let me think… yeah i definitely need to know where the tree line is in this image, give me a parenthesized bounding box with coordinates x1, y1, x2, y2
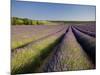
(11, 17, 51, 25)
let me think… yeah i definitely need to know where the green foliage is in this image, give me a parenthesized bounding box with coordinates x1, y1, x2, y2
(32, 20, 37, 25)
(11, 17, 24, 25)
(11, 17, 52, 25)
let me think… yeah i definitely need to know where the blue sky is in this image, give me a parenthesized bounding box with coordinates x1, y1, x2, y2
(11, 0, 96, 21)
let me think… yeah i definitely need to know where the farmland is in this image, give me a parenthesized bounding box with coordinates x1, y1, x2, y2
(11, 21, 96, 74)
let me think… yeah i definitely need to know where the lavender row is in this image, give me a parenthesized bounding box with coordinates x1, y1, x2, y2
(73, 26, 96, 37)
(12, 25, 62, 36)
(41, 27, 94, 72)
(72, 26, 96, 65)
(12, 25, 64, 39)
(75, 23, 96, 33)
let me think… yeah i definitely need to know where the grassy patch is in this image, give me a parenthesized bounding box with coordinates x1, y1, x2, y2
(11, 34, 64, 74)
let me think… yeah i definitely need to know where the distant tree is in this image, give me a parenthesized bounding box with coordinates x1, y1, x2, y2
(23, 18, 29, 25)
(11, 17, 18, 25)
(28, 19, 32, 25)
(16, 19, 24, 25)
(23, 18, 33, 25)
(32, 20, 37, 25)
(11, 17, 24, 25)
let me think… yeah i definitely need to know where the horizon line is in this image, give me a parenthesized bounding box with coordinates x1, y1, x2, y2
(11, 16, 96, 22)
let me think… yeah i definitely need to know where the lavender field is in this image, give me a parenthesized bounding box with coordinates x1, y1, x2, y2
(11, 22, 96, 74)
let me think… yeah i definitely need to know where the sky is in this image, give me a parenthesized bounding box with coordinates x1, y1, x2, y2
(11, 0, 96, 21)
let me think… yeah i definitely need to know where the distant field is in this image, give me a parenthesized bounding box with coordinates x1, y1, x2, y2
(11, 22, 96, 74)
